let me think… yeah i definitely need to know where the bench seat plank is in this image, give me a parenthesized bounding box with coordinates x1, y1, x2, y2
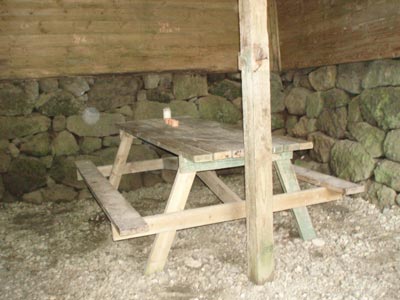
(76, 160, 148, 236)
(293, 165, 365, 195)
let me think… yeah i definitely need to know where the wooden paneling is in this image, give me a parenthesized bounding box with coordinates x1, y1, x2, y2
(0, 0, 240, 79)
(277, 0, 400, 70)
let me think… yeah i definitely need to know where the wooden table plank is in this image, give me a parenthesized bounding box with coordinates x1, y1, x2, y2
(118, 118, 313, 162)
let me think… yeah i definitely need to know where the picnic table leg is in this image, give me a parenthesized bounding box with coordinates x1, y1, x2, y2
(109, 130, 134, 189)
(274, 158, 316, 240)
(145, 169, 196, 274)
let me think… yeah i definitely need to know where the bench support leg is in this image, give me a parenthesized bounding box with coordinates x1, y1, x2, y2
(274, 158, 316, 240)
(109, 131, 134, 189)
(145, 169, 196, 274)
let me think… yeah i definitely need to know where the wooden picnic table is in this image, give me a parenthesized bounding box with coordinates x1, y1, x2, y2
(76, 117, 364, 274)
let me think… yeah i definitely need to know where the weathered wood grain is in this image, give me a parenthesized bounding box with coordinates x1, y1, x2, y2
(278, 0, 400, 70)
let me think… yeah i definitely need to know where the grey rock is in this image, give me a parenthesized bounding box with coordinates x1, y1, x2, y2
(270, 74, 285, 113)
(173, 74, 208, 100)
(143, 74, 161, 89)
(362, 59, 400, 88)
(42, 184, 78, 202)
(0, 151, 11, 173)
(347, 96, 363, 125)
(359, 87, 400, 130)
(396, 194, 400, 206)
(383, 129, 400, 162)
(292, 116, 317, 138)
(271, 113, 285, 130)
(0, 80, 39, 116)
(306, 92, 324, 118)
(80, 137, 102, 154)
(284, 87, 312, 115)
(308, 132, 336, 163)
(0, 115, 51, 139)
(50, 156, 85, 189)
(132, 100, 199, 120)
(309, 66, 337, 91)
(39, 78, 59, 93)
(348, 122, 385, 158)
(198, 95, 242, 124)
(367, 182, 396, 209)
(40, 156, 53, 169)
(22, 190, 44, 204)
(3, 157, 47, 196)
(88, 76, 140, 111)
(320, 88, 350, 109)
(146, 88, 174, 103)
(20, 132, 51, 157)
(59, 77, 90, 97)
(114, 105, 133, 117)
(317, 107, 347, 139)
(67, 113, 125, 137)
(293, 72, 313, 90)
(209, 79, 241, 101)
(374, 160, 400, 191)
(103, 136, 120, 147)
(137, 90, 147, 102)
(330, 140, 375, 182)
(52, 131, 79, 156)
(8, 143, 19, 158)
(159, 73, 173, 89)
(36, 90, 84, 116)
(52, 115, 66, 132)
(286, 115, 298, 136)
(337, 62, 368, 94)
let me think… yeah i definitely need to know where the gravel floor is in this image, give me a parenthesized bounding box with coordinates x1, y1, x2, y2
(0, 174, 399, 300)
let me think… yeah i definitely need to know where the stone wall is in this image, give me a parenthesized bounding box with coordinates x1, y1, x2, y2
(1, 58, 399, 209)
(0, 73, 242, 204)
(279, 59, 400, 210)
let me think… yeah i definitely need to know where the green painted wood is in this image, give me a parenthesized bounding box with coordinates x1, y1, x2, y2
(274, 157, 316, 240)
(179, 156, 245, 173)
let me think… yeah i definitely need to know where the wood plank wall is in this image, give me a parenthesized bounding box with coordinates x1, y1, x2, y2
(277, 0, 400, 70)
(0, 0, 241, 79)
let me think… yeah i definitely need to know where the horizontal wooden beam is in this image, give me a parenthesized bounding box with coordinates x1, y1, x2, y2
(112, 187, 342, 241)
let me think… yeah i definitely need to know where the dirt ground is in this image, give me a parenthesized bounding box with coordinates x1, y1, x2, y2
(1, 174, 399, 300)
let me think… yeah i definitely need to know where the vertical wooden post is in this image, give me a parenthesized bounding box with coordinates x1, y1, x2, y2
(238, 0, 274, 284)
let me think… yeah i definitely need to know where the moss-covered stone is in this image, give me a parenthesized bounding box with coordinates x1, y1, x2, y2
(347, 96, 363, 125)
(367, 182, 396, 209)
(59, 77, 90, 97)
(36, 90, 84, 116)
(337, 62, 368, 94)
(66, 113, 125, 137)
(0, 115, 51, 139)
(80, 137, 102, 154)
(103, 136, 120, 147)
(146, 88, 174, 103)
(143, 73, 160, 89)
(308, 132, 336, 163)
(306, 92, 324, 118)
(39, 78, 58, 93)
(0, 80, 39, 116)
(271, 113, 285, 130)
(42, 184, 78, 202)
(286, 115, 298, 136)
(88, 76, 140, 111)
(173, 74, 208, 100)
(270, 74, 285, 113)
(292, 116, 317, 138)
(320, 88, 350, 109)
(209, 79, 242, 100)
(20, 133, 51, 157)
(348, 122, 385, 158)
(50, 156, 85, 189)
(359, 87, 400, 130)
(317, 107, 347, 139)
(362, 59, 400, 89)
(374, 160, 400, 192)
(383, 129, 400, 162)
(52, 115, 66, 132)
(284, 87, 312, 115)
(52, 131, 79, 156)
(330, 140, 375, 182)
(132, 100, 199, 120)
(198, 95, 242, 124)
(309, 66, 337, 91)
(3, 157, 47, 196)
(0, 151, 11, 173)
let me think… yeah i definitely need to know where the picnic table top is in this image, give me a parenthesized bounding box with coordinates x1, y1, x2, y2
(118, 117, 313, 163)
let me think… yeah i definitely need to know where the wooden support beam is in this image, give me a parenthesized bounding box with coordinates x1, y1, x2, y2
(112, 187, 343, 241)
(238, 0, 274, 284)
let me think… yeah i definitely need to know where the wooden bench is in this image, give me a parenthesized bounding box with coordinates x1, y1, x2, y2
(76, 117, 364, 274)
